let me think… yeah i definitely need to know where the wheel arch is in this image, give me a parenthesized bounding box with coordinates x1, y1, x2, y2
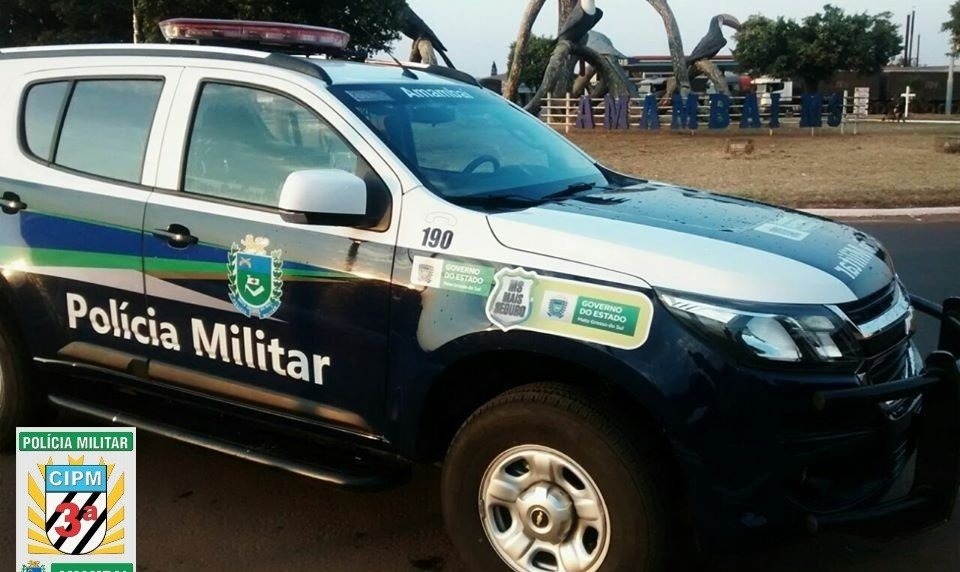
(0, 273, 32, 355)
(412, 333, 683, 487)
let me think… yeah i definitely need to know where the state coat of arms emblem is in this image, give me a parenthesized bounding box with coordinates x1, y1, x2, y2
(228, 235, 284, 319)
(547, 297, 569, 319)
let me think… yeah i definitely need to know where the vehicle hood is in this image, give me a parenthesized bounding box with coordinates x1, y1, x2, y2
(486, 182, 893, 304)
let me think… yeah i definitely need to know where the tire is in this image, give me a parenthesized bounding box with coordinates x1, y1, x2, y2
(442, 383, 671, 572)
(0, 316, 42, 451)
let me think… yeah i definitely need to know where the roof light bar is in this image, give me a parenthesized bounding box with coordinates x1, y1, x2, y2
(159, 18, 351, 52)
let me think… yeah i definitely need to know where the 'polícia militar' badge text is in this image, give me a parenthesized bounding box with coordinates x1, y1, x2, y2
(63, 292, 332, 386)
(16, 428, 136, 571)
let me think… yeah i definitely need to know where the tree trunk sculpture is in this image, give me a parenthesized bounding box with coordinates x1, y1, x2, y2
(661, 59, 730, 105)
(515, 0, 731, 117)
(524, 0, 696, 113)
(504, 0, 548, 102)
(524, 40, 637, 115)
(409, 39, 438, 65)
(558, 0, 578, 28)
(646, 0, 690, 97)
(572, 65, 598, 96)
(553, 0, 580, 98)
(524, 40, 576, 115)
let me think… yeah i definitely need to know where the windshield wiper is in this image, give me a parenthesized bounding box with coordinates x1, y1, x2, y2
(537, 182, 599, 202)
(448, 183, 603, 210)
(447, 195, 541, 208)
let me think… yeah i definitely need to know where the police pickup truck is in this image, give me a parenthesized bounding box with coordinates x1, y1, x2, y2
(0, 19, 957, 572)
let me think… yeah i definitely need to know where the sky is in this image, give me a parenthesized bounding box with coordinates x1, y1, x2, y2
(396, 0, 957, 78)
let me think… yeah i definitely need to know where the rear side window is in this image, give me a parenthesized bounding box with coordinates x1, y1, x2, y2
(21, 79, 163, 184)
(23, 81, 69, 160)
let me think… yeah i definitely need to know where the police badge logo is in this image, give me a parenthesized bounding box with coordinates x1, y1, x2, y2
(21, 561, 45, 572)
(228, 235, 284, 319)
(26, 456, 127, 556)
(486, 268, 537, 330)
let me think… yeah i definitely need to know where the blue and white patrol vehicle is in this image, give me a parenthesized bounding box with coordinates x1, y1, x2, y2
(0, 19, 957, 572)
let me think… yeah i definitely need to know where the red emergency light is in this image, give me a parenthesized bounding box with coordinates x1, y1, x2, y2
(158, 18, 351, 53)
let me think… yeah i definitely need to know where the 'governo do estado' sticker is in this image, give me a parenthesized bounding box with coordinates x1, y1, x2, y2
(485, 268, 654, 350)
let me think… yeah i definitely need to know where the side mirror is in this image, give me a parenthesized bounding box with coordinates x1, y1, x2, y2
(278, 169, 372, 227)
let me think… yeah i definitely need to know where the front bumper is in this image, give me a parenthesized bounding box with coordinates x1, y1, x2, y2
(805, 296, 960, 534)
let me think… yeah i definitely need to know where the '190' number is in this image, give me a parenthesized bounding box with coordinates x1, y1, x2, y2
(422, 227, 454, 250)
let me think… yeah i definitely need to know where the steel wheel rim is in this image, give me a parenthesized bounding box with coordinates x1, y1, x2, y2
(479, 444, 611, 572)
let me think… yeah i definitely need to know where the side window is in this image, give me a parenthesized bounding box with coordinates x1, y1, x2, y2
(184, 83, 366, 208)
(22, 81, 69, 161)
(21, 79, 163, 184)
(56, 80, 163, 183)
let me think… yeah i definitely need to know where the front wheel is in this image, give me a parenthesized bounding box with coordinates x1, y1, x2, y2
(0, 316, 43, 451)
(441, 384, 671, 572)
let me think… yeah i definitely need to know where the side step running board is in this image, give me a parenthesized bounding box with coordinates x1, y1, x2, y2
(49, 395, 409, 490)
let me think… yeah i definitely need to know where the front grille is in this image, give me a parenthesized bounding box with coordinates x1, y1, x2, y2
(837, 283, 897, 325)
(836, 282, 914, 391)
(862, 342, 910, 386)
(860, 320, 910, 356)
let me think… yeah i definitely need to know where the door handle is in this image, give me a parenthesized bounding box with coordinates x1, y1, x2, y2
(1, 192, 27, 215)
(153, 224, 199, 249)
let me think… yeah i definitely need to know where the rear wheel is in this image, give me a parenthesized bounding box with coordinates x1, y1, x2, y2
(0, 317, 42, 451)
(442, 383, 670, 572)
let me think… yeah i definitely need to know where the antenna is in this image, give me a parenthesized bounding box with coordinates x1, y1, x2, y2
(387, 52, 419, 80)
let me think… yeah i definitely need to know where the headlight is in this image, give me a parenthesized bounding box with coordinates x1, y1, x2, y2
(659, 292, 860, 365)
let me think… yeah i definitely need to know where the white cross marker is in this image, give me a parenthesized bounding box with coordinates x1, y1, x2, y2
(901, 86, 917, 119)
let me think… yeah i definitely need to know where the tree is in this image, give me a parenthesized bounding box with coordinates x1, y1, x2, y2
(2, 0, 404, 56)
(734, 4, 902, 92)
(945, 1, 960, 55)
(38, 0, 132, 44)
(1, 1, 110, 46)
(507, 35, 554, 91)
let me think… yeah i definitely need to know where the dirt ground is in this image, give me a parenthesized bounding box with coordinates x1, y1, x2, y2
(566, 123, 960, 208)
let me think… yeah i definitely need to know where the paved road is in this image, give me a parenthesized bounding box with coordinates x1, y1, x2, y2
(2, 220, 959, 571)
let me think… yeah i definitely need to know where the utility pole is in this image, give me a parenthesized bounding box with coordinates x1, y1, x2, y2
(906, 10, 916, 66)
(903, 15, 911, 65)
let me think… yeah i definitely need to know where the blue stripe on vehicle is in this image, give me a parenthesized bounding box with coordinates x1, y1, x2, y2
(20, 212, 141, 256)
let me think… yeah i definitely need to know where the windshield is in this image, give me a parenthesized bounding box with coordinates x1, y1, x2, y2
(329, 83, 607, 202)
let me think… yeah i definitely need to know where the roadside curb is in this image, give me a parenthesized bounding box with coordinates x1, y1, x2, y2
(802, 206, 960, 219)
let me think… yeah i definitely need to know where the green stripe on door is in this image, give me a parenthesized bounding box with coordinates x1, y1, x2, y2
(0, 246, 140, 270)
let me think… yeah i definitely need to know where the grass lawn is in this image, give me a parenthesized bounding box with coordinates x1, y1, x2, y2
(565, 122, 960, 208)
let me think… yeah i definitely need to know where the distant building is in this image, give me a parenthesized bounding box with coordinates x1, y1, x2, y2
(620, 55, 741, 94)
(620, 54, 739, 77)
(828, 66, 958, 115)
(479, 72, 534, 105)
(620, 54, 958, 114)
